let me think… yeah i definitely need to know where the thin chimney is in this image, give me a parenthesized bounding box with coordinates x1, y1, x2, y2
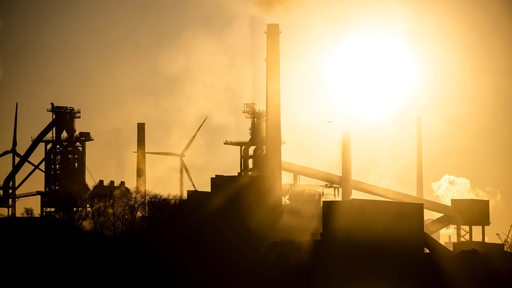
(136, 122, 146, 192)
(342, 131, 352, 200)
(265, 23, 282, 200)
(417, 116, 423, 198)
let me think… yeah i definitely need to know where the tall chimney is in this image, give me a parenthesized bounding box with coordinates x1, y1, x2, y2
(136, 122, 146, 192)
(417, 116, 423, 198)
(342, 131, 352, 200)
(265, 23, 282, 201)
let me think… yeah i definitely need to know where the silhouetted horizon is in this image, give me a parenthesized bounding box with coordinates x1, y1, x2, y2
(1, 1, 512, 286)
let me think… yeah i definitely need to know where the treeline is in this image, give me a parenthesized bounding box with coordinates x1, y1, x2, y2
(1, 182, 512, 288)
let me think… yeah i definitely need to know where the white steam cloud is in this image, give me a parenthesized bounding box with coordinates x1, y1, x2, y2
(431, 175, 504, 243)
(432, 174, 483, 204)
(431, 174, 501, 208)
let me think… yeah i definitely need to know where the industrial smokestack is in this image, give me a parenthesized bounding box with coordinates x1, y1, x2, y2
(265, 23, 282, 201)
(136, 122, 146, 192)
(342, 131, 352, 200)
(417, 116, 423, 198)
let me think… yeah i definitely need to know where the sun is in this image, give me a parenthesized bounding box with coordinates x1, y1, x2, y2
(320, 29, 422, 124)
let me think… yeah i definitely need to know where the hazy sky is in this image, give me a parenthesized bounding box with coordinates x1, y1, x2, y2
(1, 0, 511, 242)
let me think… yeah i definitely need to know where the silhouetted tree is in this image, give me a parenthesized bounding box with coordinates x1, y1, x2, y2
(146, 193, 182, 218)
(87, 180, 146, 236)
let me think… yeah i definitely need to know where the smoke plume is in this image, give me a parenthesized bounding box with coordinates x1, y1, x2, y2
(432, 174, 485, 204)
(431, 175, 505, 243)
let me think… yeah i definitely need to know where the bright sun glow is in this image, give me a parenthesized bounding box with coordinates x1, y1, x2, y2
(321, 29, 422, 123)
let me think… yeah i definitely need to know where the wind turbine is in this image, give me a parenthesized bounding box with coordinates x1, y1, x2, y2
(0, 102, 18, 159)
(146, 116, 208, 198)
(0, 103, 18, 212)
(0, 102, 44, 173)
(1, 103, 44, 213)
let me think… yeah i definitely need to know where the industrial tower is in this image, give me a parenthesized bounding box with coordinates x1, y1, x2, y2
(1, 103, 93, 218)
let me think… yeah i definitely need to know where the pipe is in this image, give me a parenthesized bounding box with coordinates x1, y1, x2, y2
(282, 160, 454, 215)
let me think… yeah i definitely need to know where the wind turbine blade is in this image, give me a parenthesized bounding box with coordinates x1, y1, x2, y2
(145, 151, 181, 157)
(181, 116, 208, 155)
(182, 160, 197, 191)
(12, 102, 18, 150)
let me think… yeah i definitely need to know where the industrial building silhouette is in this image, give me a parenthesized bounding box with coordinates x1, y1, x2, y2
(1, 23, 511, 287)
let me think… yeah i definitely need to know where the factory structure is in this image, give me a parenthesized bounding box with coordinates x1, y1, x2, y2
(0, 103, 93, 219)
(1, 23, 511, 286)
(136, 24, 510, 285)
(131, 23, 505, 254)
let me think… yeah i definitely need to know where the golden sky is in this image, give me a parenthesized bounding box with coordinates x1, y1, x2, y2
(1, 0, 511, 241)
